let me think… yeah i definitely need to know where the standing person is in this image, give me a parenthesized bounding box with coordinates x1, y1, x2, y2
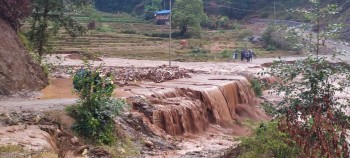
(249, 49, 254, 62)
(241, 49, 245, 61)
(246, 50, 250, 62)
(234, 50, 238, 60)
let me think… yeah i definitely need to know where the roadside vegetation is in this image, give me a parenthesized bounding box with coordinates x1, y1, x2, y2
(66, 61, 127, 145)
(232, 121, 300, 158)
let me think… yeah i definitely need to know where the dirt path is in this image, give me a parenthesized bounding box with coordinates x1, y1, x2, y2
(0, 99, 76, 112)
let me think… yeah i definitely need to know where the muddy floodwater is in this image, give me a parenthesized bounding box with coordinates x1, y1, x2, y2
(40, 78, 77, 99)
(39, 78, 138, 99)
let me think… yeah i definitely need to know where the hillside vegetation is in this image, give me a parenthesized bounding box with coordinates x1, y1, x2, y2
(93, 0, 350, 42)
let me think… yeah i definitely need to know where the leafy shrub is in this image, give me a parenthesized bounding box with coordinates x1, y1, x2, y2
(260, 102, 278, 117)
(265, 44, 276, 51)
(262, 25, 278, 50)
(203, 15, 233, 30)
(67, 64, 126, 145)
(250, 78, 263, 97)
(263, 1, 350, 157)
(236, 121, 300, 158)
(220, 50, 231, 58)
(18, 31, 32, 51)
(189, 46, 209, 57)
(232, 22, 242, 30)
(269, 55, 350, 157)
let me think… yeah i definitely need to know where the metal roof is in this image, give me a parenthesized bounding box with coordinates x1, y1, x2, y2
(155, 10, 171, 15)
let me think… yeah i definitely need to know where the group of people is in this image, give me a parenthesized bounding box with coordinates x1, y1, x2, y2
(232, 49, 255, 62)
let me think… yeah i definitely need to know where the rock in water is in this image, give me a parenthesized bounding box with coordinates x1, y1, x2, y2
(0, 18, 48, 95)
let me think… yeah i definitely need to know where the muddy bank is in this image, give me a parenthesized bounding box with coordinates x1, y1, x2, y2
(0, 111, 148, 158)
(0, 19, 48, 95)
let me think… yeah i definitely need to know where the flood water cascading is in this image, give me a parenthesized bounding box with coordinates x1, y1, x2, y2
(147, 78, 268, 136)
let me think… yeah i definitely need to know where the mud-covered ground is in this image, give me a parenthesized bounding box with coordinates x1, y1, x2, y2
(1, 53, 349, 158)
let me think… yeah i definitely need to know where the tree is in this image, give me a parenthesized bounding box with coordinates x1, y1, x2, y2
(0, 0, 31, 31)
(27, 0, 89, 62)
(264, 0, 350, 157)
(82, 4, 102, 30)
(144, 0, 162, 20)
(172, 0, 207, 36)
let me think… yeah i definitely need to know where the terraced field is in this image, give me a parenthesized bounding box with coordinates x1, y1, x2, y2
(49, 14, 280, 61)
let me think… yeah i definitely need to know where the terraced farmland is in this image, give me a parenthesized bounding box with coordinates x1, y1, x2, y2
(49, 14, 275, 61)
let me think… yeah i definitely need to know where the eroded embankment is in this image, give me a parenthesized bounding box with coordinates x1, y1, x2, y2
(126, 75, 269, 136)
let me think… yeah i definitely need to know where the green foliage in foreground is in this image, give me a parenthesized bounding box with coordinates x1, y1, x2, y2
(237, 121, 300, 158)
(67, 64, 126, 145)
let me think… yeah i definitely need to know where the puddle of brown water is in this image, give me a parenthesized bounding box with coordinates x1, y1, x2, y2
(40, 78, 77, 99)
(40, 78, 133, 99)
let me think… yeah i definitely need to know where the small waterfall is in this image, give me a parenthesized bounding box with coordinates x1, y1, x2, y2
(146, 78, 268, 136)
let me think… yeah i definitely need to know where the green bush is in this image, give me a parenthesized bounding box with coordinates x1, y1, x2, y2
(220, 50, 231, 58)
(262, 25, 278, 51)
(260, 102, 278, 117)
(250, 78, 263, 97)
(265, 44, 276, 51)
(189, 46, 209, 57)
(237, 121, 300, 158)
(232, 22, 242, 30)
(18, 32, 32, 51)
(67, 65, 126, 145)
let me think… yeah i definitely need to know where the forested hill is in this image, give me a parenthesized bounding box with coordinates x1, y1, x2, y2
(94, 0, 348, 20)
(95, 0, 307, 19)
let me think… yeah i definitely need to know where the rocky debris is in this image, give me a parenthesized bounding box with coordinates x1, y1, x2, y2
(0, 112, 49, 127)
(127, 96, 155, 119)
(89, 147, 111, 158)
(70, 136, 79, 145)
(180, 149, 227, 158)
(52, 65, 193, 86)
(0, 18, 48, 95)
(118, 112, 159, 137)
(144, 140, 154, 148)
(114, 65, 192, 84)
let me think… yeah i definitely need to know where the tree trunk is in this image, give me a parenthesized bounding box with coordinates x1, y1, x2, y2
(37, 1, 50, 62)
